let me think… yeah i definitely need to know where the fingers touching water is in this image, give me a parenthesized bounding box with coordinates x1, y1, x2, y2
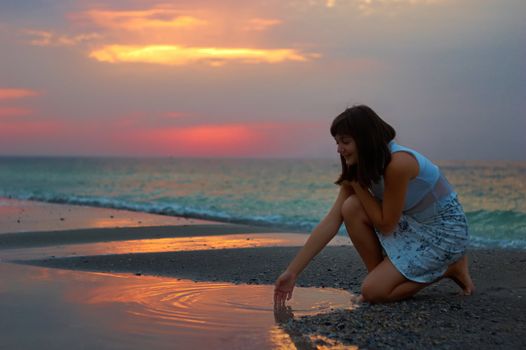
(273, 270, 296, 309)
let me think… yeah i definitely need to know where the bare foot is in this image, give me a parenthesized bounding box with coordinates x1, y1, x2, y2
(444, 255, 475, 295)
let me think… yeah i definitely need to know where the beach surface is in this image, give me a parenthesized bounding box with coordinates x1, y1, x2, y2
(1, 198, 525, 349)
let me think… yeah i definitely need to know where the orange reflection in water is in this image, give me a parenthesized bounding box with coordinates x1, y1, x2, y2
(96, 233, 349, 255)
(3, 261, 358, 348)
(87, 233, 308, 255)
(78, 271, 356, 340)
(2, 233, 351, 261)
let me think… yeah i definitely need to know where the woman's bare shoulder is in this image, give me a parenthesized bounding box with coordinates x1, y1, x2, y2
(386, 152, 419, 179)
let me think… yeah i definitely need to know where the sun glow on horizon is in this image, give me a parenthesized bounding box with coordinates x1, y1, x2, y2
(138, 124, 262, 155)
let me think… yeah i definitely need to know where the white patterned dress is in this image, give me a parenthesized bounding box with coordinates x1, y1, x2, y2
(371, 142, 469, 283)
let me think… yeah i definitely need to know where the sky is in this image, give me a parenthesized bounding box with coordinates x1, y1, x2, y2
(0, 0, 524, 159)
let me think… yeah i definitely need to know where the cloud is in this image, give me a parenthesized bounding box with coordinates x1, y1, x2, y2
(0, 107, 32, 117)
(23, 29, 101, 47)
(356, 0, 444, 15)
(19, 4, 319, 66)
(89, 44, 312, 66)
(80, 7, 208, 31)
(79, 5, 315, 66)
(326, 0, 337, 8)
(0, 88, 39, 99)
(243, 18, 282, 31)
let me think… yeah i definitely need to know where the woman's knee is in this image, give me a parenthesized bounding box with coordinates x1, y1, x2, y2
(340, 195, 366, 220)
(360, 280, 388, 303)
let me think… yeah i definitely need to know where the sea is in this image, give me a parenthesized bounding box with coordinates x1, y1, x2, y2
(0, 157, 524, 249)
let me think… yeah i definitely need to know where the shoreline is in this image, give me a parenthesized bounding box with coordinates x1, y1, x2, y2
(0, 197, 221, 234)
(2, 198, 526, 348)
(0, 196, 307, 234)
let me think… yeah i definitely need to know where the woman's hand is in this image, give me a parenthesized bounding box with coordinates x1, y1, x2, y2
(274, 270, 297, 309)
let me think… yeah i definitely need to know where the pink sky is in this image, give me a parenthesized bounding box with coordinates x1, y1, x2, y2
(0, 1, 524, 159)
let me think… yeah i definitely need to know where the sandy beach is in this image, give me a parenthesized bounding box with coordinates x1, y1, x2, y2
(1, 198, 525, 349)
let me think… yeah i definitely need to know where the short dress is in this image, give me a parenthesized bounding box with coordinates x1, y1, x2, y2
(371, 143, 470, 283)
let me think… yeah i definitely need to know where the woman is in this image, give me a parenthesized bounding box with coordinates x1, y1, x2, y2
(274, 105, 474, 305)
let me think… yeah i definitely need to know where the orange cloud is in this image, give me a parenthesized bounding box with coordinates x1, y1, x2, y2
(81, 7, 207, 31)
(356, 0, 444, 15)
(0, 107, 32, 117)
(23, 29, 101, 47)
(89, 44, 310, 65)
(326, 0, 337, 8)
(22, 5, 318, 67)
(243, 18, 282, 31)
(0, 88, 39, 100)
(77, 5, 316, 66)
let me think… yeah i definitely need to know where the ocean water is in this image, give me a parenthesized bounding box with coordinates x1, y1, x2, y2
(0, 157, 524, 249)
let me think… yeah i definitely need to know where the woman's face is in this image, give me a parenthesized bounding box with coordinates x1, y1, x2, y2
(335, 134, 358, 165)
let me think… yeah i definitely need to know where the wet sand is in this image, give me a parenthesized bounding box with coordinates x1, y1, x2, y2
(1, 198, 526, 349)
(0, 197, 219, 234)
(15, 247, 526, 348)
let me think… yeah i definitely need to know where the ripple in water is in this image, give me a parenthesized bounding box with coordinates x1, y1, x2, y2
(85, 275, 355, 337)
(3, 264, 358, 349)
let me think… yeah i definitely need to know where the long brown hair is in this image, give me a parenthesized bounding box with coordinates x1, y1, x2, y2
(330, 105, 396, 187)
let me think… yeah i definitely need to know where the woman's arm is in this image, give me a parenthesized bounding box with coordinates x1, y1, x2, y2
(351, 152, 418, 235)
(284, 183, 353, 276)
(274, 184, 353, 307)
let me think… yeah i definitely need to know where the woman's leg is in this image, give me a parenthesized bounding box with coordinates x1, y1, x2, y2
(361, 256, 476, 303)
(341, 195, 383, 272)
(443, 255, 475, 295)
(361, 258, 429, 303)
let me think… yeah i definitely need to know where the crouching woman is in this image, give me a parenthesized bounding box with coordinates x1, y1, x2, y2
(274, 105, 474, 305)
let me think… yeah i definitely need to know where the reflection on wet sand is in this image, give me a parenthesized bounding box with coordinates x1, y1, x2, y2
(0, 263, 357, 349)
(2, 233, 350, 261)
